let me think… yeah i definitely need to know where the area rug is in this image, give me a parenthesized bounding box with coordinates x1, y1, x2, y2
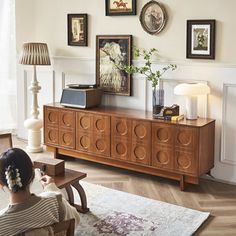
(75, 182, 209, 236)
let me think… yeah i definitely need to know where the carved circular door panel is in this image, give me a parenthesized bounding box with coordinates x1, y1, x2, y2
(156, 127, 171, 143)
(48, 111, 58, 124)
(95, 118, 105, 132)
(155, 150, 169, 164)
(176, 153, 191, 169)
(134, 124, 146, 139)
(80, 135, 90, 150)
(48, 130, 58, 143)
(95, 139, 106, 152)
(80, 116, 91, 130)
(177, 155, 191, 169)
(134, 146, 146, 160)
(116, 143, 127, 156)
(176, 130, 192, 147)
(116, 121, 128, 136)
(61, 113, 73, 127)
(61, 133, 72, 146)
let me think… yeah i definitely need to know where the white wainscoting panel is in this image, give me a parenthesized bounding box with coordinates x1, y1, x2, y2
(221, 83, 236, 165)
(16, 56, 236, 184)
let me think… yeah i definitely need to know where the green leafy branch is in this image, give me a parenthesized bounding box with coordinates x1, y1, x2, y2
(122, 47, 177, 88)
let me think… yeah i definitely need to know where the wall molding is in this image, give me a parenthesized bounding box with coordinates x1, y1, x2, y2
(52, 56, 236, 69)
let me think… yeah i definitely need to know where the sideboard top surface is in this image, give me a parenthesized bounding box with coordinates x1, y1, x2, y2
(45, 103, 215, 127)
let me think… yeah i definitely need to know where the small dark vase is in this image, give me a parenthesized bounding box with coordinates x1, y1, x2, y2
(152, 87, 164, 115)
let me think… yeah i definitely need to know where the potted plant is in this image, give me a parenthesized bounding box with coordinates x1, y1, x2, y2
(121, 47, 177, 115)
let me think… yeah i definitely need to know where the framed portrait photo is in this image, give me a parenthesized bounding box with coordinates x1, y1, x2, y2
(186, 19, 216, 59)
(105, 0, 136, 16)
(139, 1, 167, 35)
(68, 14, 88, 46)
(96, 35, 132, 96)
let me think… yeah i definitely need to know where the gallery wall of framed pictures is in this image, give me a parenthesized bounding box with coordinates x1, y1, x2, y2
(67, 1, 216, 96)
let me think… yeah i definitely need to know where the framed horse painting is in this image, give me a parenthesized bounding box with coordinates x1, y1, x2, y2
(105, 0, 136, 16)
(96, 35, 132, 96)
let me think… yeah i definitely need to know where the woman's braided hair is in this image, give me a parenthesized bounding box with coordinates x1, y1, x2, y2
(0, 148, 34, 193)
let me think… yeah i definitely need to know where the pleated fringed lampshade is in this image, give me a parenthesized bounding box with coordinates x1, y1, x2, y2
(19, 42, 51, 65)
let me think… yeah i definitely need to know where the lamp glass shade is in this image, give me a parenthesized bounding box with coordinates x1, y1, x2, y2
(19, 42, 51, 65)
(174, 83, 210, 96)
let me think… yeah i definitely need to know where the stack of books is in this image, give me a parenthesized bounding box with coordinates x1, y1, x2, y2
(153, 114, 185, 121)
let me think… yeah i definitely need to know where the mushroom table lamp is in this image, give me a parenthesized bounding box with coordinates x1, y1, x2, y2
(174, 83, 210, 120)
(19, 42, 51, 152)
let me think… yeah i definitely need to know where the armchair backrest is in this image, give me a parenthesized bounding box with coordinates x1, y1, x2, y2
(0, 133, 12, 155)
(24, 218, 75, 236)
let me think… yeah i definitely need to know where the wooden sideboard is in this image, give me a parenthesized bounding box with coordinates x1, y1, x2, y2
(44, 103, 215, 190)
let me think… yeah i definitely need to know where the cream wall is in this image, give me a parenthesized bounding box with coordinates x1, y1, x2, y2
(16, 0, 236, 64)
(15, 0, 236, 184)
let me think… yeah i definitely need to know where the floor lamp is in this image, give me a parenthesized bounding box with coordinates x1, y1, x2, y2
(19, 42, 51, 152)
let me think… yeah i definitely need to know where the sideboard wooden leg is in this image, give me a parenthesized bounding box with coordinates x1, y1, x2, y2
(53, 148, 60, 159)
(180, 175, 186, 191)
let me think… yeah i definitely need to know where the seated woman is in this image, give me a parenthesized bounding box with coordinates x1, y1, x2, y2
(0, 148, 80, 236)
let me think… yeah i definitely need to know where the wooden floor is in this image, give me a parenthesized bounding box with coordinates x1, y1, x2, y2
(14, 137, 236, 236)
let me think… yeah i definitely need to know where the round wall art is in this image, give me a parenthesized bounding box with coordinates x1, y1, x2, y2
(139, 1, 167, 35)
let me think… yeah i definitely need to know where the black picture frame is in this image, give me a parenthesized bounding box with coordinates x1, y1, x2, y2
(67, 14, 88, 46)
(105, 0, 136, 16)
(139, 0, 167, 35)
(186, 19, 216, 59)
(96, 35, 132, 96)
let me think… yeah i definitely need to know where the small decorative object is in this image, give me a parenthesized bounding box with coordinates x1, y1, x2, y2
(68, 14, 88, 46)
(34, 157, 65, 176)
(153, 104, 179, 118)
(186, 19, 216, 59)
(139, 0, 167, 35)
(105, 0, 136, 16)
(96, 35, 132, 96)
(174, 83, 210, 120)
(122, 47, 176, 114)
(19, 42, 51, 153)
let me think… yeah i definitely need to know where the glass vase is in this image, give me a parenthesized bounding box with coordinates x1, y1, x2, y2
(152, 86, 164, 116)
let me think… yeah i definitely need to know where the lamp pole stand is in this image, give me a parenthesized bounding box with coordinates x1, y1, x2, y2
(185, 96, 198, 120)
(24, 65, 43, 152)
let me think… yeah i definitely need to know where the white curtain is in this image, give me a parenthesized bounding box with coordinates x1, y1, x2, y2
(0, 0, 16, 131)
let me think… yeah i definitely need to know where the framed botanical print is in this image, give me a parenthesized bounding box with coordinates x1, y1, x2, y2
(68, 14, 88, 46)
(105, 0, 136, 16)
(186, 19, 216, 59)
(96, 35, 132, 96)
(139, 0, 167, 35)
